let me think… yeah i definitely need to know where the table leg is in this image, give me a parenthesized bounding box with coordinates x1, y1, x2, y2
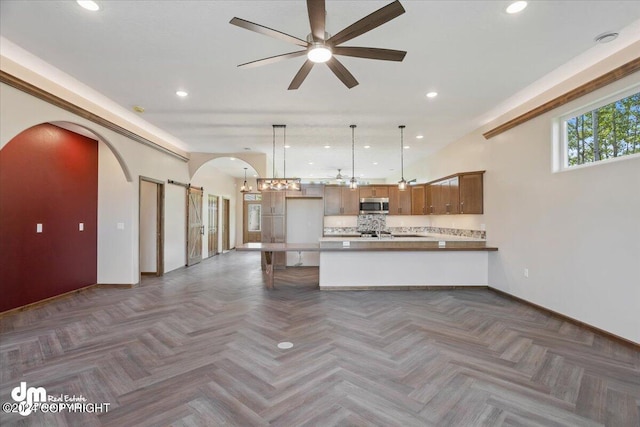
(264, 251, 274, 290)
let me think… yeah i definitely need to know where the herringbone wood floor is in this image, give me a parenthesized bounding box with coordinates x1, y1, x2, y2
(1, 251, 638, 426)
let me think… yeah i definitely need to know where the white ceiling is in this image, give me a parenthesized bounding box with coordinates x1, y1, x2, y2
(1, 1, 639, 179)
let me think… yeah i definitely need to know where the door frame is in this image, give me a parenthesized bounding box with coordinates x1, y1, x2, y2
(208, 194, 219, 257)
(138, 176, 164, 281)
(222, 198, 230, 251)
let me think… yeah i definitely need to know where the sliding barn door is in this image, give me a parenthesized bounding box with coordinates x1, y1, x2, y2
(187, 187, 203, 266)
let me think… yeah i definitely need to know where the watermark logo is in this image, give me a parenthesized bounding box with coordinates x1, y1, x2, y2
(3, 382, 110, 417)
(10, 382, 46, 416)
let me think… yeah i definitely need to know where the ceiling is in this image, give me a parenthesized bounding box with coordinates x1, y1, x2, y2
(1, 1, 639, 180)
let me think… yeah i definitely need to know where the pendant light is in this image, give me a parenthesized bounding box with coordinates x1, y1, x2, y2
(257, 125, 301, 191)
(349, 125, 358, 190)
(398, 125, 407, 191)
(240, 167, 252, 193)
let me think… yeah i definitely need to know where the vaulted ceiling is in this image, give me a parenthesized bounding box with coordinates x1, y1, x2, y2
(1, 1, 639, 180)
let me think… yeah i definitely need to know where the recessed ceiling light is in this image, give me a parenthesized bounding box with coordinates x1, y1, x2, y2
(132, 105, 145, 113)
(404, 146, 410, 149)
(506, 1, 527, 14)
(77, 1, 100, 11)
(176, 90, 188, 97)
(372, 162, 378, 165)
(324, 145, 331, 149)
(426, 91, 438, 98)
(253, 174, 258, 177)
(284, 145, 291, 148)
(416, 135, 424, 139)
(364, 145, 371, 149)
(594, 31, 619, 44)
(308, 162, 314, 165)
(229, 157, 236, 161)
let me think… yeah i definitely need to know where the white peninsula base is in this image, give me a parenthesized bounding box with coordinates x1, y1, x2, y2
(319, 250, 490, 290)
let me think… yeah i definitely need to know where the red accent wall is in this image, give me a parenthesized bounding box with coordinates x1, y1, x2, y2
(0, 124, 98, 312)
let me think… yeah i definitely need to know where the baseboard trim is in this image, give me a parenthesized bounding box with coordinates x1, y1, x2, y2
(0, 284, 98, 317)
(488, 287, 639, 349)
(96, 283, 137, 289)
(320, 285, 488, 291)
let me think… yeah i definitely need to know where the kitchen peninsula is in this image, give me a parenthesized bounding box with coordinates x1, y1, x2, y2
(237, 234, 497, 290)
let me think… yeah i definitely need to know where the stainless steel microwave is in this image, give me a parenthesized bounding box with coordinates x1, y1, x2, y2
(359, 198, 389, 214)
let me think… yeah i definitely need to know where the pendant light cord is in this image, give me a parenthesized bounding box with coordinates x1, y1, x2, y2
(272, 125, 276, 178)
(399, 125, 405, 180)
(283, 125, 286, 178)
(351, 125, 356, 180)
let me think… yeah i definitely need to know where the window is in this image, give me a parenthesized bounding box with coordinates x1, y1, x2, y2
(560, 88, 640, 170)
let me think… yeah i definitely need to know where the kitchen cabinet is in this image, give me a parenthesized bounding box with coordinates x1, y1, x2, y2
(427, 171, 484, 215)
(286, 183, 324, 198)
(324, 186, 359, 215)
(430, 177, 459, 214)
(388, 186, 412, 215)
(359, 186, 389, 198)
(261, 191, 285, 215)
(410, 185, 426, 215)
(459, 172, 483, 214)
(261, 191, 286, 267)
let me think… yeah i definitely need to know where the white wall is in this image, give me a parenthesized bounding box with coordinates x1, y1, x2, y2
(286, 198, 324, 266)
(400, 56, 640, 342)
(1, 83, 190, 284)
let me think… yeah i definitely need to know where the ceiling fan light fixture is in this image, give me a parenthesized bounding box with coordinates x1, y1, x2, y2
(307, 43, 332, 63)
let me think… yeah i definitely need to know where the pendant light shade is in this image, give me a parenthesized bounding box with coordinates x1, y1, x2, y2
(398, 125, 407, 191)
(349, 125, 358, 190)
(240, 167, 252, 193)
(257, 125, 301, 191)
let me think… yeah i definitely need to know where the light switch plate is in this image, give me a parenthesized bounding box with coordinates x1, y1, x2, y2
(117, 222, 125, 230)
(79, 223, 84, 231)
(36, 223, 43, 233)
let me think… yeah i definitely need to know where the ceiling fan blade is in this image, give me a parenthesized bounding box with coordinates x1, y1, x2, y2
(230, 17, 308, 47)
(238, 50, 307, 68)
(328, 0, 405, 46)
(307, 0, 326, 42)
(326, 57, 359, 89)
(333, 46, 406, 62)
(288, 60, 315, 90)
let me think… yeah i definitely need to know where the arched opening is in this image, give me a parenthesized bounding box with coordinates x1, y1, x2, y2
(190, 157, 259, 257)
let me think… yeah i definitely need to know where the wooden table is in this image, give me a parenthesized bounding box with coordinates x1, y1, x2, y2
(236, 243, 321, 289)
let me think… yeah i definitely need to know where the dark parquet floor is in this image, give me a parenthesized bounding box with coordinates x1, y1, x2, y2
(1, 251, 638, 426)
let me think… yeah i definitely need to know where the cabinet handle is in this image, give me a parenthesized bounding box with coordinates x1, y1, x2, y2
(461, 201, 464, 214)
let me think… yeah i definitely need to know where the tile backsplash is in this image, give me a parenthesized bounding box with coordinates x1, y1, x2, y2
(324, 214, 486, 239)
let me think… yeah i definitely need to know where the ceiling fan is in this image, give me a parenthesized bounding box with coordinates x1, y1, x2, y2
(230, 0, 407, 90)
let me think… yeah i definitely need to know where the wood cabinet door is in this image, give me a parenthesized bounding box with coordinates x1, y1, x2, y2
(341, 188, 360, 215)
(459, 173, 483, 214)
(425, 184, 433, 214)
(447, 177, 460, 214)
(411, 185, 425, 215)
(359, 186, 375, 198)
(324, 186, 342, 215)
(389, 186, 411, 215)
(431, 182, 446, 215)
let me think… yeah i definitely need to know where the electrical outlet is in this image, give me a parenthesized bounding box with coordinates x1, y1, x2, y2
(524, 268, 529, 278)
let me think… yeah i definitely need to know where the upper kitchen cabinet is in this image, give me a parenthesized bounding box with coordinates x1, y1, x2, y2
(458, 172, 484, 214)
(410, 185, 426, 215)
(359, 186, 389, 198)
(261, 190, 285, 215)
(324, 186, 359, 215)
(286, 183, 324, 198)
(427, 171, 484, 215)
(389, 186, 412, 215)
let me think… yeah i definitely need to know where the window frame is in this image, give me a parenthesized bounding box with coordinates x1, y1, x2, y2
(553, 83, 640, 173)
